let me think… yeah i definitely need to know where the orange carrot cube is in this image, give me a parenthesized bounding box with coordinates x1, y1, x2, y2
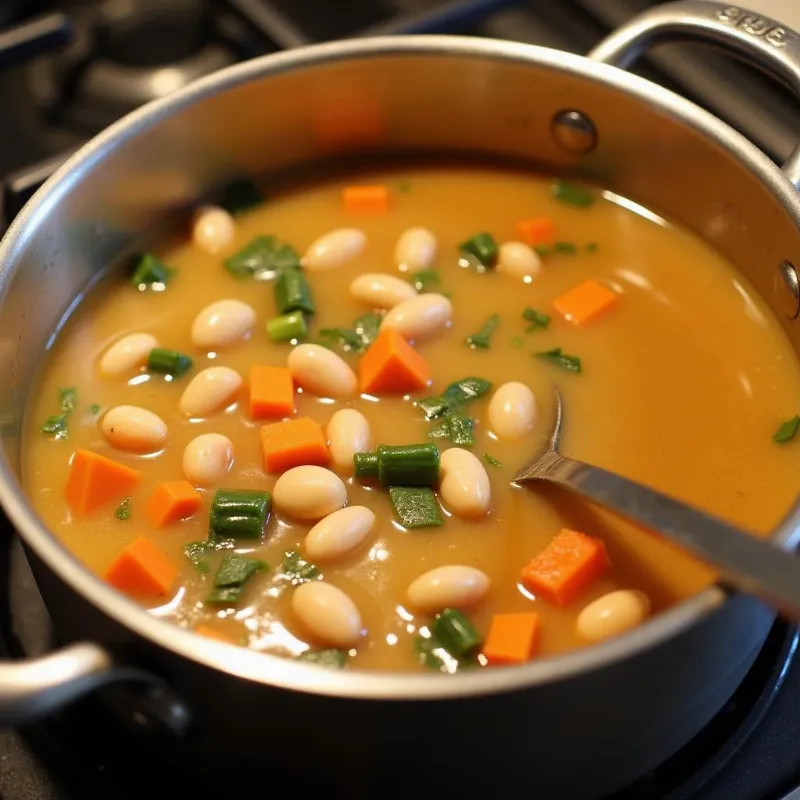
(146, 480, 201, 527)
(342, 185, 390, 213)
(358, 328, 430, 395)
(515, 218, 555, 247)
(521, 529, 610, 606)
(260, 416, 330, 472)
(104, 537, 177, 596)
(553, 279, 618, 325)
(249, 365, 295, 420)
(65, 449, 140, 516)
(483, 612, 540, 665)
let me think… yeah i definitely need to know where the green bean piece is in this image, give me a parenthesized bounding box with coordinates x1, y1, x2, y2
(551, 179, 594, 208)
(353, 451, 379, 479)
(147, 348, 193, 377)
(431, 609, 483, 657)
(266, 311, 307, 342)
(274, 267, 314, 315)
(376, 443, 440, 487)
(209, 489, 271, 539)
(459, 232, 498, 268)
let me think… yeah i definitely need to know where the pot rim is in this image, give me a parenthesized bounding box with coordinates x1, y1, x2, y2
(2, 33, 799, 701)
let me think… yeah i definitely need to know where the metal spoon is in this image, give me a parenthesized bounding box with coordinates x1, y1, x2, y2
(512, 390, 800, 621)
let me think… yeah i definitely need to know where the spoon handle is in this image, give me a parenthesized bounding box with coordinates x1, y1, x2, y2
(538, 454, 800, 620)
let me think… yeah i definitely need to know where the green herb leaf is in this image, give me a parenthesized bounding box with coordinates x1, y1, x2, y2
(39, 415, 69, 440)
(131, 253, 175, 289)
(89, 403, 101, 415)
(511, 336, 525, 349)
(182, 537, 235, 573)
(536, 347, 582, 374)
(319, 327, 364, 351)
(60, 387, 77, 414)
(224, 235, 300, 279)
(319, 312, 384, 354)
(459, 232, 498, 269)
(416, 396, 450, 420)
(522, 308, 550, 332)
(482, 453, 503, 468)
(442, 377, 493, 407)
(389, 486, 443, 529)
(586, 242, 599, 253)
(115, 497, 131, 521)
(533, 244, 551, 256)
(554, 241, 577, 254)
(206, 585, 244, 604)
(427, 417, 453, 440)
(413, 632, 479, 672)
(408, 269, 441, 293)
(448, 414, 475, 447)
(353, 312, 383, 348)
(551, 180, 594, 208)
(282, 550, 319, 583)
(217, 179, 264, 215)
(214, 553, 267, 587)
(774, 415, 800, 444)
(465, 313, 500, 350)
(431, 608, 483, 658)
(297, 649, 347, 668)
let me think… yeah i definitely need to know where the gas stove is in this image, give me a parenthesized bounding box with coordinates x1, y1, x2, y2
(2, 2, 800, 798)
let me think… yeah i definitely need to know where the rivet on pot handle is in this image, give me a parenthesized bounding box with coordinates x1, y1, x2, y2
(589, 1, 800, 188)
(0, 641, 191, 735)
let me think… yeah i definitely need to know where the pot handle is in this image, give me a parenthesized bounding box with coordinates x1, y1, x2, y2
(588, 1, 800, 187)
(0, 641, 191, 735)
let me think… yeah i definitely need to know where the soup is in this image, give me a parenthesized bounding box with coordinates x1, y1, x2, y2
(23, 163, 800, 672)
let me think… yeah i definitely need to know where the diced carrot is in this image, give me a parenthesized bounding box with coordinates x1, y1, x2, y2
(146, 480, 201, 527)
(65, 449, 140, 516)
(520, 529, 610, 607)
(358, 328, 430, 395)
(483, 612, 540, 665)
(249, 364, 295, 420)
(195, 624, 237, 644)
(342, 185, 390, 214)
(104, 537, 178, 596)
(516, 217, 555, 247)
(553, 279, 618, 325)
(260, 416, 330, 472)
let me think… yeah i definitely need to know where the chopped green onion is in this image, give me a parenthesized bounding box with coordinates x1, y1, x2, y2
(209, 489, 271, 539)
(522, 308, 550, 331)
(431, 609, 483, 657)
(533, 244, 551, 256)
(459, 232, 498, 268)
(551, 179, 594, 208)
(389, 486, 443, 529)
(39, 386, 78, 440)
(206, 553, 267, 605)
(266, 311, 307, 342)
(282, 550, 319, 583)
(511, 336, 525, 349)
(554, 241, 577, 254)
(408, 269, 441, 293)
(224, 235, 300, 279)
(60, 387, 77, 414)
(89, 403, 101, 415)
(297, 649, 347, 668)
(448, 414, 475, 447)
(536, 347, 582, 374)
(416, 396, 450, 420)
(115, 497, 131, 521)
(427, 418, 452, 440)
(413, 633, 479, 672)
(482, 453, 503, 468)
(182, 537, 235, 573)
(586, 242, 599, 252)
(319, 327, 364, 351)
(442, 376, 493, 407)
(353, 451, 379, 479)
(465, 313, 500, 350)
(131, 253, 174, 288)
(368, 443, 440, 487)
(353, 312, 382, 348)
(217, 179, 264, 214)
(147, 348, 193, 377)
(774, 415, 800, 444)
(274, 268, 314, 315)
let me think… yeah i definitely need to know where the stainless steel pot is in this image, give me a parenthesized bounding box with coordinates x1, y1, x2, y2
(1, 2, 799, 796)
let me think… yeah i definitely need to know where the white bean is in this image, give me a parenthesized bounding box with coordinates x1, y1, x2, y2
(182, 433, 234, 486)
(380, 293, 452, 342)
(192, 205, 235, 254)
(327, 409, 371, 470)
(488, 381, 537, 442)
(99, 332, 158, 376)
(439, 448, 491, 519)
(497, 241, 542, 280)
(287, 344, 357, 398)
(292, 581, 363, 648)
(577, 590, 651, 643)
(101, 406, 167, 453)
(191, 299, 256, 350)
(273, 466, 347, 521)
(304, 506, 375, 561)
(349, 273, 416, 309)
(180, 366, 242, 417)
(394, 227, 437, 273)
(406, 565, 490, 612)
(304, 228, 366, 271)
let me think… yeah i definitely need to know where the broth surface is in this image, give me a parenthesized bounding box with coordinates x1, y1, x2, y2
(23, 164, 800, 671)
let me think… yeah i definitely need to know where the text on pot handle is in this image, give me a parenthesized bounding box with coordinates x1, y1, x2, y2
(716, 6, 790, 48)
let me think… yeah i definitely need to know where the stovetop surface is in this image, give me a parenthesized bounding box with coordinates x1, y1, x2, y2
(2, 1, 800, 798)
